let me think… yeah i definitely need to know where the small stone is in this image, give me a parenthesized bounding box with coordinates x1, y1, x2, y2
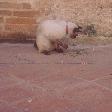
(60, 60, 64, 64)
(92, 48, 95, 51)
(27, 98, 32, 103)
(24, 108, 29, 112)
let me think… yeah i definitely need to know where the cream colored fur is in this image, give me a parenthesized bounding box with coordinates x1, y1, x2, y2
(36, 19, 78, 53)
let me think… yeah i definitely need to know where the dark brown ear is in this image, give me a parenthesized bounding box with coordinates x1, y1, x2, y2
(73, 26, 82, 33)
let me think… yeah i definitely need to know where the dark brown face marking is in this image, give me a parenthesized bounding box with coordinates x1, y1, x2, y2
(56, 41, 68, 49)
(73, 26, 82, 33)
(71, 26, 83, 39)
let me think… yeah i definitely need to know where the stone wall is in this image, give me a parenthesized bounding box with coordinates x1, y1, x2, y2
(0, 0, 112, 40)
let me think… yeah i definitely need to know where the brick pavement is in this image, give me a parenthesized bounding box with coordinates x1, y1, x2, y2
(0, 43, 112, 112)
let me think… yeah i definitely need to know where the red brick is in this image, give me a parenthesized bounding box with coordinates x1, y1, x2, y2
(0, 10, 12, 16)
(13, 10, 39, 17)
(22, 3, 32, 9)
(5, 24, 37, 34)
(6, 17, 36, 24)
(0, 31, 35, 39)
(0, 0, 17, 2)
(0, 2, 31, 9)
(0, 16, 4, 23)
(0, 24, 4, 31)
(0, 31, 11, 37)
(0, 2, 21, 9)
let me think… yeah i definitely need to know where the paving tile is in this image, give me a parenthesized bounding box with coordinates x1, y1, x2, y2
(94, 75, 112, 90)
(14, 94, 75, 112)
(34, 75, 87, 92)
(74, 65, 112, 80)
(0, 44, 112, 112)
(61, 82, 112, 112)
(5, 62, 112, 84)
(0, 84, 39, 103)
(5, 64, 83, 83)
(0, 74, 20, 88)
(0, 101, 23, 112)
(14, 83, 112, 112)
